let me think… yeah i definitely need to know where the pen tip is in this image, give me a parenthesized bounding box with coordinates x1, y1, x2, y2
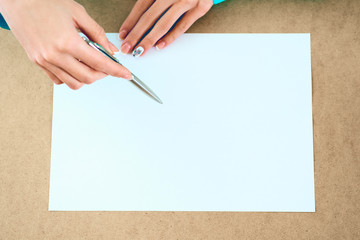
(151, 94, 163, 104)
(153, 96, 163, 104)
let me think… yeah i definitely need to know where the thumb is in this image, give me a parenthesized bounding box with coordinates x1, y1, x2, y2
(74, 7, 118, 55)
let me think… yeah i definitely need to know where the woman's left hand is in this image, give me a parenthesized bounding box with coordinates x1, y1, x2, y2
(119, 0, 213, 57)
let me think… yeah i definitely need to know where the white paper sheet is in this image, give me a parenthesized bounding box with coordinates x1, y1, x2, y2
(49, 33, 315, 211)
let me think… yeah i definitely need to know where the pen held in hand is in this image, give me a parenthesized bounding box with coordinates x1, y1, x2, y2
(82, 35, 163, 104)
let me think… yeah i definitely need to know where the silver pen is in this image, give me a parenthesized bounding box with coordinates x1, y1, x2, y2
(82, 36, 163, 104)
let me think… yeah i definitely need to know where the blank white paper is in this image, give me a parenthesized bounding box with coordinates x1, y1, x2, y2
(49, 33, 315, 211)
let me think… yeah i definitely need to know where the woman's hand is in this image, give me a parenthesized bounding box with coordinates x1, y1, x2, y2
(0, 0, 133, 89)
(119, 0, 213, 57)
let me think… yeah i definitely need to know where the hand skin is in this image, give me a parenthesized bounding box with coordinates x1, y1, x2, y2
(119, 0, 213, 57)
(0, 0, 133, 89)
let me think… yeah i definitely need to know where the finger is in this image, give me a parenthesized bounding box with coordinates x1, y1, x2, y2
(38, 65, 64, 85)
(72, 36, 133, 80)
(73, 6, 117, 55)
(51, 54, 108, 84)
(109, 41, 119, 53)
(42, 61, 84, 90)
(120, 0, 173, 55)
(156, 4, 212, 50)
(119, 0, 155, 40)
(132, 3, 191, 57)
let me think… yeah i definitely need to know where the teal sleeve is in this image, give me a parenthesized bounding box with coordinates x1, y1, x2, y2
(0, 13, 10, 30)
(213, 0, 226, 4)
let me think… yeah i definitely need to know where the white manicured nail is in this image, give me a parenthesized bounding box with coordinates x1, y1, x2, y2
(132, 46, 144, 58)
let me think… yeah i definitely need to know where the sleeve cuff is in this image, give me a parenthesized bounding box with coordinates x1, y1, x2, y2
(213, 0, 226, 4)
(0, 13, 10, 30)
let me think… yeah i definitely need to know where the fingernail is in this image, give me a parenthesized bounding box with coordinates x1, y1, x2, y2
(119, 30, 127, 40)
(156, 41, 165, 50)
(120, 42, 131, 55)
(109, 41, 119, 53)
(125, 74, 133, 80)
(132, 46, 144, 58)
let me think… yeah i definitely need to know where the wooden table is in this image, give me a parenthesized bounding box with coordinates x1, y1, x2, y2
(1, 0, 359, 239)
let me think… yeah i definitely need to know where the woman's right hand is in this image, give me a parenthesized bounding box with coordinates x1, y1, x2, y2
(0, 0, 132, 89)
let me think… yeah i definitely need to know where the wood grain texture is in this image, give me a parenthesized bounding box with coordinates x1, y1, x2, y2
(0, 0, 359, 239)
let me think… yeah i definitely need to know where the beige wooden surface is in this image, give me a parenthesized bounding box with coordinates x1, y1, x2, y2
(0, 0, 359, 239)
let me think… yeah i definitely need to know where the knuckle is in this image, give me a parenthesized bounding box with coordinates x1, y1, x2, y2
(42, 48, 57, 63)
(34, 55, 46, 65)
(27, 51, 44, 65)
(28, 53, 38, 64)
(59, 37, 80, 52)
(53, 41, 66, 52)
